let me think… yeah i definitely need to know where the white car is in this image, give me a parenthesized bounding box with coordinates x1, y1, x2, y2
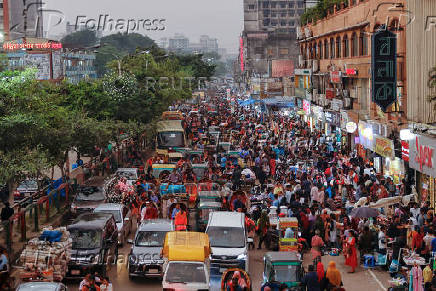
(93, 203, 132, 245)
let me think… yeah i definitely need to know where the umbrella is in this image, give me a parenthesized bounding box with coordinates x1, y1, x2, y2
(350, 207, 379, 218)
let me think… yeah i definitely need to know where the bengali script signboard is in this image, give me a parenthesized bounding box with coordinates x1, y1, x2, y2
(371, 29, 397, 112)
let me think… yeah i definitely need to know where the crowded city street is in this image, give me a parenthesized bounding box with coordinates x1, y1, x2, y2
(1, 0, 436, 290)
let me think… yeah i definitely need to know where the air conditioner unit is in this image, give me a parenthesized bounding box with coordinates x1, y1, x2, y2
(296, 26, 303, 39)
(312, 59, 319, 72)
(307, 59, 313, 69)
(304, 27, 312, 38)
(343, 90, 349, 98)
(298, 55, 304, 67)
(344, 97, 351, 108)
(349, 87, 357, 99)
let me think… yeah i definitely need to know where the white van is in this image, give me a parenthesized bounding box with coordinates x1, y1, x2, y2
(206, 212, 248, 274)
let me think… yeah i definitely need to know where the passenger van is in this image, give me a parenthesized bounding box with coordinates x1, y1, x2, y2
(205, 212, 248, 274)
(66, 213, 118, 278)
(128, 219, 174, 279)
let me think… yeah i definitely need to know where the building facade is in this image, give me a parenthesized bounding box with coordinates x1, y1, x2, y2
(168, 34, 190, 52)
(1, 0, 44, 41)
(242, 0, 304, 76)
(4, 37, 96, 83)
(405, 0, 436, 208)
(298, 0, 409, 188)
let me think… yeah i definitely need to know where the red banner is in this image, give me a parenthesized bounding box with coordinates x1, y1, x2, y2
(401, 141, 409, 162)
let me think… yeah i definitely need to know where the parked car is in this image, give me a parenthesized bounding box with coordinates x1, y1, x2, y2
(70, 186, 105, 215)
(128, 219, 174, 279)
(66, 213, 118, 278)
(16, 282, 67, 291)
(14, 180, 39, 202)
(93, 203, 132, 245)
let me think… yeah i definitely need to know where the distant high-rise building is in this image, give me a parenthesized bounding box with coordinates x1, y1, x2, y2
(199, 35, 218, 53)
(1, 0, 44, 41)
(168, 34, 189, 51)
(242, 0, 304, 76)
(158, 37, 168, 49)
(64, 21, 103, 39)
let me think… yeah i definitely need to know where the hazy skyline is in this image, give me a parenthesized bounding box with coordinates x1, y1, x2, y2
(44, 0, 244, 53)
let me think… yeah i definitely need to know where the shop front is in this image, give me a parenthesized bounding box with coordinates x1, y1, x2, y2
(324, 110, 341, 144)
(311, 105, 324, 130)
(408, 134, 436, 208)
(374, 135, 404, 185)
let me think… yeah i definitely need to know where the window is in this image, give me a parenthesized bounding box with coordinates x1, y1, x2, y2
(280, 20, 287, 26)
(330, 38, 335, 59)
(289, 20, 295, 27)
(271, 2, 277, 8)
(343, 35, 349, 57)
(351, 33, 358, 57)
(336, 37, 341, 58)
(297, 1, 304, 8)
(324, 40, 329, 60)
(314, 43, 318, 59)
(360, 32, 368, 56)
(297, 9, 305, 15)
(289, 2, 295, 8)
(263, 19, 270, 26)
(248, 4, 255, 10)
(255, 47, 264, 55)
(263, 10, 270, 17)
(262, 2, 269, 8)
(271, 13, 277, 17)
(280, 1, 286, 8)
(280, 48, 289, 55)
(318, 42, 323, 59)
(271, 20, 278, 26)
(281, 13, 287, 17)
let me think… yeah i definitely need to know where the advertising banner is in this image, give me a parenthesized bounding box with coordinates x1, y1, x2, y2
(374, 135, 394, 158)
(409, 134, 436, 177)
(272, 60, 294, 77)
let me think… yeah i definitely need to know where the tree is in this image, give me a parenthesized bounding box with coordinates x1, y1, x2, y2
(61, 29, 98, 47)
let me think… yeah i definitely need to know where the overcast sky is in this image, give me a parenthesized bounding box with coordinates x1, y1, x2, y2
(43, 0, 243, 53)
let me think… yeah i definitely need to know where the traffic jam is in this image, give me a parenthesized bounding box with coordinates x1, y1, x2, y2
(8, 87, 435, 291)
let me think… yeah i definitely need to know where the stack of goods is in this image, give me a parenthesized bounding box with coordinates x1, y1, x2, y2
(19, 227, 72, 282)
(104, 176, 134, 203)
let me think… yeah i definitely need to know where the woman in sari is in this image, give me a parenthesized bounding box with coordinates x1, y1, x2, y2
(344, 230, 358, 273)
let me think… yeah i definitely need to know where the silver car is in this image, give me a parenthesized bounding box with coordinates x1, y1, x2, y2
(93, 203, 132, 245)
(16, 282, 67, 291)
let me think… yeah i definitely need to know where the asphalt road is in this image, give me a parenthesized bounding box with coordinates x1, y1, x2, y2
(65, 218, 392, 291)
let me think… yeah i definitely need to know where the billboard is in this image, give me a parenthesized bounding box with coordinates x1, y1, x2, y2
(272, 60, 294, 77)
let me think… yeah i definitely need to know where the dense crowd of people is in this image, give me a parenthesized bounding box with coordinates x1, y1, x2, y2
(81, 92, 436, 290)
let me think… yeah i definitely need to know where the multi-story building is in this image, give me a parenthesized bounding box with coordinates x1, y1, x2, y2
(1, 0, 43, 41)
(405, 0, 436, 208)
(168, 34, 190, 52)
(298, 0, 409, 187)
(242, 0, 304, 77)
(4, 37, 96, 83)
(199, 35, 219, 53)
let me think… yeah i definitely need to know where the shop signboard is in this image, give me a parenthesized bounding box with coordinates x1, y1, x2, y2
(401, 141, 409, 162)
(409, 134, 436, 177)
(325, 111, 340, 127)
(374, 135, 394, 158)
(303, 100, 311, 115)
(272, 60, 294, 77)
(326, 88, 335, 99)
(371, 29, 397, 112)
(331, 99, 343, 111)
(340, 110, 349, 129)
(330, 71, 342, 83)
(358, 121, 375, 151)
(311, 105, 324, 122)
